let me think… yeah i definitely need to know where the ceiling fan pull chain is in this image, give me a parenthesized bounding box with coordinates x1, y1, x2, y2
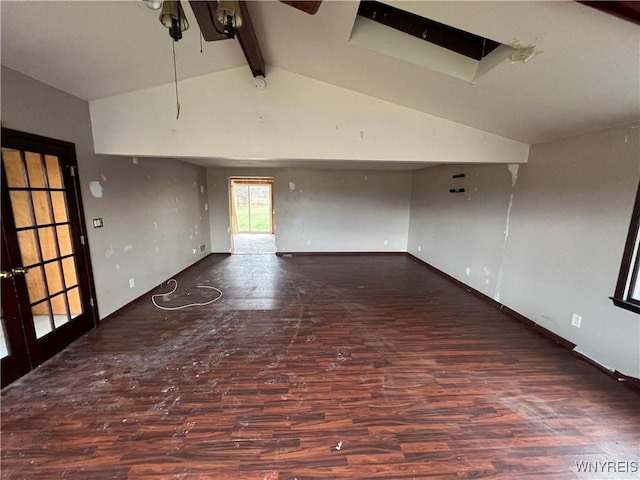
(172, 39, 181, 120)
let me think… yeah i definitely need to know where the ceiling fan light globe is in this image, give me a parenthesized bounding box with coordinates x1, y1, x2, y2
(216, 1, 243, 29)
(159, 0, 189, 39)
(144, 0, 163, 11)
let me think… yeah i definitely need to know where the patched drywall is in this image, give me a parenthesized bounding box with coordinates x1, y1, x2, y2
(90, 67, 529, 165)
(207, 168, 412, 253)
(1, 66, 211, 318)
(408, 122, 640, 378)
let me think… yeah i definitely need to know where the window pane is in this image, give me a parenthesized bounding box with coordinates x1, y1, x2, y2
(629, 235, 640, 302)
(32, 191, 53, 225)
(56, 225, 73, 256)
(38, 227, 58, 261)
(10, 191, 33, 228)
(44, 261, 64, 296)
(68, 287, 83, 318)
(0, 308, 10, 359)
(51, 191, 68, 223)
(25, 152, 46, 188)
(44, 155, 64, 188)
(31, 301, 53, 339)
(50, 292, 68, 317)
(2, 148, 26, 188)
(61, 257, 78, 288)
(25, 267, 47, 304)
(17, 229, 40, 267)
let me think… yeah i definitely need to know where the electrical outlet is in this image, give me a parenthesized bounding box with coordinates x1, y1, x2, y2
(418, 245, 421, 252)
(129, 278, 135, 289)
(571, 313, 582, 328)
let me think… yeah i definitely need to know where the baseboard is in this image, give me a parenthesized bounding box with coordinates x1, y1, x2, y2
(406, 253, 640, 390)
(276, 251, 406, 257)
(99, 253, 217, 324)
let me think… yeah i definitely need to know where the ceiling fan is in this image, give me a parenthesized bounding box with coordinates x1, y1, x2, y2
(149, 0, 322, 79)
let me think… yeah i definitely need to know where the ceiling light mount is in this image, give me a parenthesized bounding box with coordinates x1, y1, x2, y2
(160, 0, 189, 41)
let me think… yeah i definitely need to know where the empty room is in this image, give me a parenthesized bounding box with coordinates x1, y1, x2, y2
(1, 1, 639, 479)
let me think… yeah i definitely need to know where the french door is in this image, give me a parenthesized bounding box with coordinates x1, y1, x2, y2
(1, 128, 97, 387)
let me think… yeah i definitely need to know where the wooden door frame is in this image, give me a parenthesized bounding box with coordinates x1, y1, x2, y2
(0, 225, 31, 385)
(1, 128, 99, 379)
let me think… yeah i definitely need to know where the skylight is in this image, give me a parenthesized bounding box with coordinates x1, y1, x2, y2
(350, 1, 517, 83)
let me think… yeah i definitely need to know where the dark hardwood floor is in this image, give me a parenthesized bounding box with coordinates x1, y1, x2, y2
(2, 254, 639, 479)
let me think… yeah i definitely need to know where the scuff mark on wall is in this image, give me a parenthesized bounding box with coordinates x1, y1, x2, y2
(289, 181, 296, 192)
(101, 174, 108, 182)
(508, 164, 519, 188)
(89, 181, 104, 198)
(483, 266, 490, 285)
(105, 246, 115, 258)
(124, 245, 133, 252)
(508, 42, 540, 63)
(494, 192, 515, 302)
(494, 163, 521, 301)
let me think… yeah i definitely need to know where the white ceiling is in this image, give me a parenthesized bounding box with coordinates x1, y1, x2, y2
(2, 0, 639, 147)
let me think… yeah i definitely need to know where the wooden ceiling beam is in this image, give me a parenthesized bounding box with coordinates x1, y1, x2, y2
(237, 2, 266, 78)
(189, 0, 265, 78)
(188, 1, 229, 41)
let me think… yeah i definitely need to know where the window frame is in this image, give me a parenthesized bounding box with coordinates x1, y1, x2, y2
(611, 181, 640, 315)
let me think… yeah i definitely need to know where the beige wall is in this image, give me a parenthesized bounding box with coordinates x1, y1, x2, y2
(90, 67, 529, 165)
(208, 168, 412, 253)
(408, 122, 640, 378)
(2, 66, 211, 318)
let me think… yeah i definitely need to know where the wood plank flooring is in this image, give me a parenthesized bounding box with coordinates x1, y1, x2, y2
(2, 254, 639, 479)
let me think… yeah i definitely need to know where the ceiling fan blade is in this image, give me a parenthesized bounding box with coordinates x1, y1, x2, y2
(279, 1, 322, 15)
(189, 0, 230, 41)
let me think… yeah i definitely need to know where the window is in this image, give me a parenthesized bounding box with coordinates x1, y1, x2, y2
(612, 181, 640, 314)
(350, 1, 518, 83)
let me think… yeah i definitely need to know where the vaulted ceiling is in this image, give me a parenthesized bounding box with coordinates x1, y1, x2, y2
(2, 1, 639, 145)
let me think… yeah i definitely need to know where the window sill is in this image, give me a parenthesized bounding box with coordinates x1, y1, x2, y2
(610, 297, 640, 315)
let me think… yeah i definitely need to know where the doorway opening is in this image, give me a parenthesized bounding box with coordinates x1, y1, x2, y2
(229, 177, 275, 255)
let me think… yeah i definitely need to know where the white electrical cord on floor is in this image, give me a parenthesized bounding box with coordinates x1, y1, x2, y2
(151, 278, 223, 311)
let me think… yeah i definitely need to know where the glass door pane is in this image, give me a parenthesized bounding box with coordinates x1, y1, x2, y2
(248, 185, 271, 233)
(0, 307, 9, 359)
(2, 149, 83, 339)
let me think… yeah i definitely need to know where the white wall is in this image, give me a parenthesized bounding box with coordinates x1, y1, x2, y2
(90, 67, 529, 165)
(408, 122, 640, 378)
(1, 66, 211, 318)
(208, 168, 412, 253)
